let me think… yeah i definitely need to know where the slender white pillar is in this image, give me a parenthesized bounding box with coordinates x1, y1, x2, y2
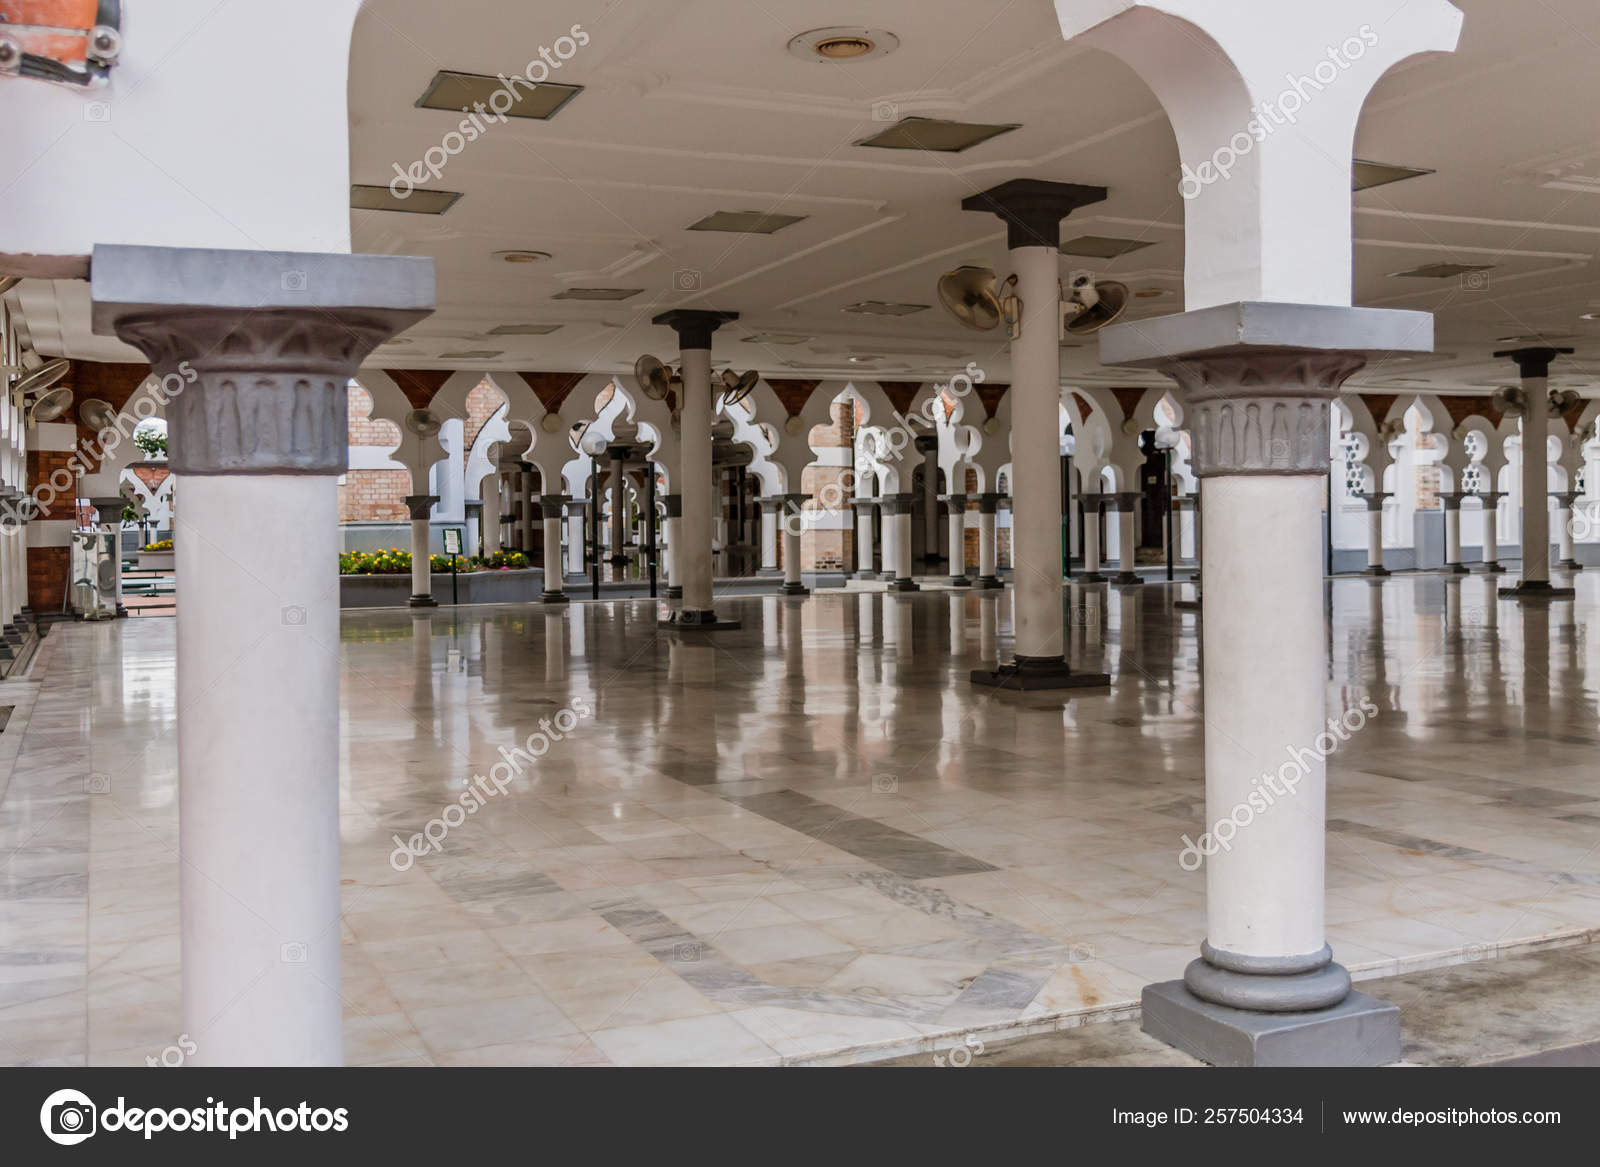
(405, 493, 436, 607)
(1440, 492, 1467, 574)
(656, 310, 738, 627)
(853, 499, 877, 578)
(1080, 493, 1104, 581)
(540, 494, 569, 603)
(883, 494, 918, 592)
(758, 499, 781, 575)
(518, 468, 535, 553)
(1479, 492, 1504, 572)
(1362, 493, 1389, 576)
(976, 493, 1001, 588)
(1111, 492, 1140, 585)
(1499, 348, 1572, 597)
(945, 493, 970, 586)
(777, 493, 809, 596)
(1555, 490, 1581, 569)
(565, 500, 586, 579)
(95, 243, 433, 1064)
(662, 494, 682, 599)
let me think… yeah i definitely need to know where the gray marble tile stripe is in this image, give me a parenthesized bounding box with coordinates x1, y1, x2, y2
(726, 790, 998, 880)
(1328, 818, 1600, 889)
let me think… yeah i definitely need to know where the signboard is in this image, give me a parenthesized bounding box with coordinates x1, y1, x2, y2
(442, 528, 463, 556)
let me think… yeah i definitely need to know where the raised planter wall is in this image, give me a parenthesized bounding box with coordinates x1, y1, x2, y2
(340, 568, 545, 608)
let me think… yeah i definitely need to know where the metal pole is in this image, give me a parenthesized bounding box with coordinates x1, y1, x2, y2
(1325, 471, 1335, 579)
(1165, 449, 1175, 582)
(451, 550, 459, 606)
(646, 462, 658, 598)
(1062, 451, 1073, 579)
(590, 467, 600, 601)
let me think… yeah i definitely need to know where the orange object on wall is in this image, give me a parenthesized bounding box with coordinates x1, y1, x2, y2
(1, 1, 119, 84)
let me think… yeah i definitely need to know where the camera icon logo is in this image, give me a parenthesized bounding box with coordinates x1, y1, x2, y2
(83, 101, 111, 123)
(672, 942, 701, 964)
(871, 100, 900, 122)
(1460, 270, 1491, 291)
(672, 269, 702, 292)
(85, 774, 111, 795)
(281, 605, 307, 627)
(40, 1089, 97, 1146)
(871, 774, 899, 794)
(281, 270, 308, 292)
(280, 941, 308, 963)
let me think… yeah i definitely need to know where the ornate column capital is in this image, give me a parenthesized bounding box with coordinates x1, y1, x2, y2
(1111, 491, 1141, 511)
(1552, 490, 1582, 507)
(851, 498, 880, 515)
(90, 245, 432, 476)
(1163, 350, 1365, 477)
(879, 493, 915, 516)
(1361, 492, 1392, 512)
(976, 492, 1004, 514)
(538, 494, 571, 519)
(1438, 491, 1468, 511)
(942, 492, 969, 507)
(403, 494, 438, 521)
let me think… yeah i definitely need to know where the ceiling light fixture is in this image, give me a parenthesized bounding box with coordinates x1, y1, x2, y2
(552, 288, 643, 301)
(843, 301, 929, 316)
(494, 250, 552, 264)
(1060, 236, 1155, 259)
(351, 184, 462, 215)
(788, 27, 899, 63)
(416, 71, 582, 121)
(488, 324, 563, 336)
(687, 211, 808, 234)
(438, 350, 504, 360)
(855, 117, 1018, 154)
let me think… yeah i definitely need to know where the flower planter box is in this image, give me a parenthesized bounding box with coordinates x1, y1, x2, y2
(137, 551, 175, 571)
(339, 567, 545, 608)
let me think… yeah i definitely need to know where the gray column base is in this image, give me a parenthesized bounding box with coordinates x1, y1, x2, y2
(947, 575, 972, 588)
(541, 591, 570, 605)
(408, 594, 438, 608)
(1110, 571, 1143, 586)
(1444, 562, 1469, 574)
(1500, 580, 1576, 599)
(757, 567, 783, 577)
(1141, 980, 1400, 1068)
(781, 582, 810, 596)
(888, 578, 921, 592)
(1362, 565, 1390, 577)
(660, 610, 741, 631)
(665, 585, 683, 600)
(1478, 562, 1506, 574)
(1075, 571, 1106, 584)
(975, 576, 1004, 590)
(852, 570, 879, 581)
(970, 655, 1111, 692)
(3, 628, 22, 645)
(1558, 558, 1582, 570)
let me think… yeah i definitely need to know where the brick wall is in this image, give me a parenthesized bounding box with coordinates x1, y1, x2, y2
(348, 383, 401, 448)
(28, 546, 68, 612)
(462, 378, 502, 452)
(339, 469, 411, 523)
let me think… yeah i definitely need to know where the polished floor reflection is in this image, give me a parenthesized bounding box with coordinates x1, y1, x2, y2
(2, 571, 1599, 1065)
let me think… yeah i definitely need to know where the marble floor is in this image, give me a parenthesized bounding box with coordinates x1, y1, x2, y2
(2, 570, 1599, 1066)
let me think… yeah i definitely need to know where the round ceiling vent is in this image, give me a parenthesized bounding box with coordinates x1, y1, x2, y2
(787, 27, 899, 63)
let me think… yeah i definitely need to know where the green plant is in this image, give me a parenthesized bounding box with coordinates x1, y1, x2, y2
(133, 429, 168, 459)
(142, 539, 173, 552)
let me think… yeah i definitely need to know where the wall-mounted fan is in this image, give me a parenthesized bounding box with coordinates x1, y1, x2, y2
(633, 354, 673, 401)
(1063, 274, 1129, 336)
(1491, 385, 1528, 417)
(404, 408, 442, 438)
(937, 266, 1021, 337)
(28, 385, 73, 424)
(717, 369, 759, 410)
(10, 354, 70, 411)
(1549, 387, 1581, 414)
(78, 397, 119, 431)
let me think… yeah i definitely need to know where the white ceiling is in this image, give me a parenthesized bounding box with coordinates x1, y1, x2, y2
(20, 0, 1600, 396)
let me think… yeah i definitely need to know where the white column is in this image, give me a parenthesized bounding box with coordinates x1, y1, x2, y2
(1555, 491, 1580, 569)
(405, 493, 436, 607)
(663, 495, 681, 598)
(96, 244, 433, 1064)
(1007, 244, 1064, 663)
(1080, 494, 1104, 580)
(1363, 493, 1389, 576)
(657, 310, 737, 627)
(565, 501, 586, 578)
(516, 468, 534, 553)
(977, 494, 1000, 588)
(1112, 492, 1140, 585)
(885, 494, 918, 591)
(1441, 493, 1466, 574)
(1479, 492, 1503, 572)
(945, 494, 970, 585)
(540, 495, 568, 603)
(1498, 350, 1572, 597)
(853, 499, 877, 577)
(759, 500, 780, 575)
(917, 434, 940, 567)
(779, 493, 809, 596)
